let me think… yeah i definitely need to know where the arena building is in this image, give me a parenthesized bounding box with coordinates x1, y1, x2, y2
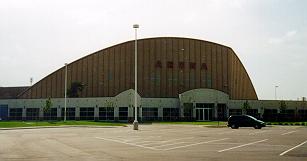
(0, 37, 306, 121)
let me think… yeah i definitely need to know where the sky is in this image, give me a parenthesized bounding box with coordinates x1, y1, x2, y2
(0, 0, 306, 100)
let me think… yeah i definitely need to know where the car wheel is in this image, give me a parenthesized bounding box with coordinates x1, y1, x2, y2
(231, 124, 238, 129)
(254, 124, 261, 129)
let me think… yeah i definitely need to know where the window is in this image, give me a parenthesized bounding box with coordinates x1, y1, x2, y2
(119, 107, 128, 120)
(80, 107, 94, 120)
(99, 107, 114, 121)
(298, 110, 307, 121)
(246, 109, 260, 119)
(26, 108, 39, 120)
(43, 108, 57, 120)
(9, 108, 22, 120)
(263, 109, 278, 121)
(229, 109, 242, 116)
(61, 108, 76, 120)
(142, 107, 158, 121)
(163, 108, 179, 121)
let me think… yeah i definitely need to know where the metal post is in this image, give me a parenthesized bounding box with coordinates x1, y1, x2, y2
(133, 24, 139, 130)
(64, 63, 68, 122)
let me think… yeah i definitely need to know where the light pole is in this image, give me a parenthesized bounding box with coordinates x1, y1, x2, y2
(275, 85, 279, 100)
(133, 24, 139, 130)
(64, 63, 68, 122)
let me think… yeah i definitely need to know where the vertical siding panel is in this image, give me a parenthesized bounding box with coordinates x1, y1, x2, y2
(166, 38, 173, 97)
(211, 44, 217, 90)
(81, 58, 88, 97)
(114, 46, 120, 95)
(46, 76, 52, 97)
(51, 73, 57, 98)
(32, 83, 37, 98)
(189, 40, 195, 90)
(172, 38, 179, 96)
(143, 40, 150, 97)
(138, 41, 144, 96)
(227, 49, 232, 98)
(104, 50, 110, 96)
(87, 55, 93, 97)
(119, 45, 125, 93)
(200, 42, 206, 88)
(125, 43, 131, 90)
(183, 39, 190, 92)
(98, 51, 104, 96)
(67, 64, 72, 97)
(92, 53, 98, 97)
(41, 79, 47, 98)
(195, 40, 201, 89)
(178, 39, 184, 93)
(160, 39, 167, 97)
(222, 47, 228, 93)
(149, 39, 155, 97)
(216, 45, 222, 91)
(155, 39, 161, 97)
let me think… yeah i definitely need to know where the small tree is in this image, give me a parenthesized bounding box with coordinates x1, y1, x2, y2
(43, 97, 52, 114)
(242, 100, 251, 115)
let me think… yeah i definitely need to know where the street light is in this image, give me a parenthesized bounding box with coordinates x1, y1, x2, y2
(64, 63, 68, 122)
(133, 24, 139, 130)
(275, 85, 279, 100)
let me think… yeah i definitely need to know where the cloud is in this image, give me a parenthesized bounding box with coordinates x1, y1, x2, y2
(268, 30, 297, 44)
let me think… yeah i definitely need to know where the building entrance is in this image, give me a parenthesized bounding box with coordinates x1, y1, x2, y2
(195, 103, 214, 121)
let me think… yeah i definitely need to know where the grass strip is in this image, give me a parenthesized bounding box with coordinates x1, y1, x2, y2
(0, 121, 126, 128)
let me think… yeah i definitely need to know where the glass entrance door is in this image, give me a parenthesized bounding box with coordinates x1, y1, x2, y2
(196, 108, 212, 121)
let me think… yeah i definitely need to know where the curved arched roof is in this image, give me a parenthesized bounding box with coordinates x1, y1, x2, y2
(18, 37, 258, 100)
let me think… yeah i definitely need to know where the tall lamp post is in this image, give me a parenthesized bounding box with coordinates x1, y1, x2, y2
(133, 24, 139, 130)
(64, 63, 68, 122)
(275, 85, 279, 100)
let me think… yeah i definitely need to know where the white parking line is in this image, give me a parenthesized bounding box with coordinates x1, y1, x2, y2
(279, 140, 307, 156)
(281, 131, 297, 136)
(141, 137, 194, 146)
(95, 137, 158, 150)
(249, 131, 267, 135)
(218, 139, 268, 152)
(152, 142, 187, 148)
(164, 138, 229, 151)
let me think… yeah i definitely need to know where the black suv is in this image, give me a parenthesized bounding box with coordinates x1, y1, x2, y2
(227, 115, 266, 129)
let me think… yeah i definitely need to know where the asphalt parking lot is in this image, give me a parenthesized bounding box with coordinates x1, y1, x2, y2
(0, 124, 306, 161)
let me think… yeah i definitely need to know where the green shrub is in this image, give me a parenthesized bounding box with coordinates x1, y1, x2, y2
(295, 123, 300, 126)
(278, 122, 282, 125)
(267, 122, 271, 125)
(284, 123, 288, 125)
(301, 122, 306, 126)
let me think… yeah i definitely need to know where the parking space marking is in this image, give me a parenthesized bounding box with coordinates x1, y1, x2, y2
(140, 137, 194, 146)
(279, 140, 307, 156)
(249, 131, 267, 135)
(152, 142, 187, 148)
(281, 131, 297, 136)
(95, 137, 158, 150)
(164, 138, 229, 151)
(218, 139, 268, 152)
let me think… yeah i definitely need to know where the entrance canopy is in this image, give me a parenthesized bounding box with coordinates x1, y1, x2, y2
(179, 88, 229, 104)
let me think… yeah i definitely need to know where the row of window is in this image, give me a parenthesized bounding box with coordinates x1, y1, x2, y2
(8, 108, 307, 121)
